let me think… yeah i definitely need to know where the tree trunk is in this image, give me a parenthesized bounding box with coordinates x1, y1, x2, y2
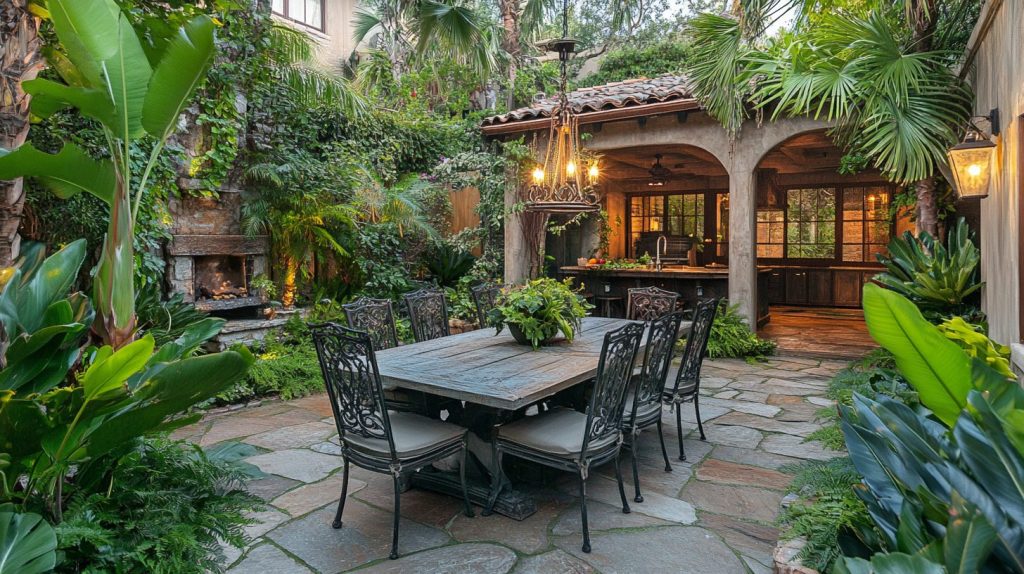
(0, 0, 43, 267)
(281, 256, 298, 307)
(499, 0, 521, 109)
(915, 177, 938, 237)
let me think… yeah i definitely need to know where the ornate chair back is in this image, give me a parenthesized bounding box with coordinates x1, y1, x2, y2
(668, 298, 719, 398)
(309, 323, 398, 459)
(583, 322, 645, 454)
(626, 287, 680, 322)
(630, 311, 685, 420)
(343, 297, 399, 351)
(404, 288, 450, 342)
(471, 283, 502, 328)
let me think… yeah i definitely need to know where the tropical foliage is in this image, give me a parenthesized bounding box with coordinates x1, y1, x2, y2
(703, 300, 776, 359)
(831, 284, 1023, 571)
(874, 217, 983, 323)
(488, 277, 592, 348)
(684, 0, 980, 234)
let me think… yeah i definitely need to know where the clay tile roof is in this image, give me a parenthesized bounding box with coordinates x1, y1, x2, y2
(482, 74, 696, 126)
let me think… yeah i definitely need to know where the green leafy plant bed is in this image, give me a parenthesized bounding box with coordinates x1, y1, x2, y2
(488, 278, 593, 349)
(683, 300, 776, 359)
(778, 458, 876, 572)
(56, 439, 263, 573)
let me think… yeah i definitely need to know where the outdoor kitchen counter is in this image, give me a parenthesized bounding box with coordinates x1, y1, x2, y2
(559, 265, 771, 326)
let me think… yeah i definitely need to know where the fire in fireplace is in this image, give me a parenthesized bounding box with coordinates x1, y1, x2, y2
(192, 255, 261, 312)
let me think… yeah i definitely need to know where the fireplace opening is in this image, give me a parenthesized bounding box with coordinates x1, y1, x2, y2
(193, 255, 261, 312)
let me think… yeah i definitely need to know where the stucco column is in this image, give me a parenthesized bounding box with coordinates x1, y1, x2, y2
(728, 162, 758, 327)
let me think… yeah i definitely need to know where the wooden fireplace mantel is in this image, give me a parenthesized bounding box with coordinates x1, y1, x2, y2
(168, 235, 270, 256)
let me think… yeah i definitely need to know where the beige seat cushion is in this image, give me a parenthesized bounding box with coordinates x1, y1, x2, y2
(623, 393, 663, 424)
(498, 408, 618, 456)
(344, 411, 466, 458)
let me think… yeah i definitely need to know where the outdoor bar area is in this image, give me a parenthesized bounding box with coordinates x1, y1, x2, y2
(485, 77, 913, 328)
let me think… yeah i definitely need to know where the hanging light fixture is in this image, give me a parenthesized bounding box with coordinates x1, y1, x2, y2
(947, 109, 999, 200)
(648, 154, 670, 187)
(523, 0, 599, 214)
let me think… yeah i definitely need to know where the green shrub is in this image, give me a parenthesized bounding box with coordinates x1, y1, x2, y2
(778, 458, 876, 572)
(56, 439, 262, 573)
(703, 301, 776, 359)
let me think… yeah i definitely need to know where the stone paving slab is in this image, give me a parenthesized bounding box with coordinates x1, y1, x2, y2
(177, 355, 850, 573)
(267, 502, 450, 573)
(227, 543, 313, 573)
(356, 543, 517, 574)
(554, 526, 746, 574)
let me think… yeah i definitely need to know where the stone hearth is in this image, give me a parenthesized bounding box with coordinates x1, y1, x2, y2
(166, 189, 269, 313)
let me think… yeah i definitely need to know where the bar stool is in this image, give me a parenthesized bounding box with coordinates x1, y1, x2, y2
(595, 295, 624, 318)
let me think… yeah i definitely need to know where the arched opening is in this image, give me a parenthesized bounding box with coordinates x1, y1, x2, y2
(752, 130, 908, 357)
(545, 143, 730, 273)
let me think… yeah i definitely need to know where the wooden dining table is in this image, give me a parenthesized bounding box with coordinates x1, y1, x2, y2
(374, 316, 692, 519)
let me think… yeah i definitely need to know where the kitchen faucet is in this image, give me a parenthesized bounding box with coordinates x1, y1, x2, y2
(655, 235, 668, 271)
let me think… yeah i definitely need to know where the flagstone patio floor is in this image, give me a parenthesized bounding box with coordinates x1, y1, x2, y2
(177, 356, 849, 574)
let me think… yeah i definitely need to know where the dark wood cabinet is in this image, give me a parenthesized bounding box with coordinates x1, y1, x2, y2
(833, 270, 863, 307)
(807, 270, 833, 305)
(765, 269, 786, 304)
(766, 266, 881, 308)
(784, 269, 808, 305)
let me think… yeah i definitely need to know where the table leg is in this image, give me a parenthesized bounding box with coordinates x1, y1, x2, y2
(409, 405, 538, 520)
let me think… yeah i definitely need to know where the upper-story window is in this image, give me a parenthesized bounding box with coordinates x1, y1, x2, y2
(273, 0, 324, 31)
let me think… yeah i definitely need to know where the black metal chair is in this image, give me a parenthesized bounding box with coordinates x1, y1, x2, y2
(310, 324, 474, 560)
(470, 283, 502, 328)
(403, 288, 450, 342)
(343, 297, 399, 351)
(622, 310, 684, 502)
(662, 298, 719, 461)
(626, 286, 680, 322)
(483, 321, 645, 553)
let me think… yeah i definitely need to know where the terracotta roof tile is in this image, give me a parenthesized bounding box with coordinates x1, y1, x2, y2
(482, 74, 695, 125)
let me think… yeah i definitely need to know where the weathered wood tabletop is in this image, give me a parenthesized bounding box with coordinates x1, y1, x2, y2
(375, 316, 692, 410)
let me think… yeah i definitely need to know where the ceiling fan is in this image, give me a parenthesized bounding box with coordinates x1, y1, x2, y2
(648, 153, 671, 186)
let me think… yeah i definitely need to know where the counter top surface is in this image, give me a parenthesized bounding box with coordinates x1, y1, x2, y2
(560, 265, 752, 278)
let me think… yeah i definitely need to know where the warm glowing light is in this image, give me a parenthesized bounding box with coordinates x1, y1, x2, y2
(532, 167, 545, 183)
(947, 131, 995, 199)
(566, 161, 576, 177)
(588, 164, 599, 179)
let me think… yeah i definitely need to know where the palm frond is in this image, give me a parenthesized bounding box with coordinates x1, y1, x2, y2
(277, 65, 367, 116)
(353, 8, 385, 45)
(267, 24, 314, 65)
(685, 13, 758, 137)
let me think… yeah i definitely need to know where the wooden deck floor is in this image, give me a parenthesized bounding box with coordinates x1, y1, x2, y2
(758, 306, 877, 360)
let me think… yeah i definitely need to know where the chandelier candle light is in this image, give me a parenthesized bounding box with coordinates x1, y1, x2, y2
(524, 0, 600, 213)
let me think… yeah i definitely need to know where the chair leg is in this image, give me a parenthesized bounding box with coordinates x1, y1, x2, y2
(614, 452, 632, 513)
(629, 438, 643, 503)
(656, 419, 673, 473)
(694, 397, 707, 441)
(676, 405, 686, 461)
(579, 471, 591, 553)
(483, 449, 504, 516)
(459, 444, 474, 518)
(331, 458, 350, 529)
(390, 476, 401, 560)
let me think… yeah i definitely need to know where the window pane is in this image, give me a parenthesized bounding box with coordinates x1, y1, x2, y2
(288, 0, 303, 19)
(272, 0, 284, 14)
(843, 221, 863, 244)
(306, 0, 322, 27)
(786, 188, 836, 259)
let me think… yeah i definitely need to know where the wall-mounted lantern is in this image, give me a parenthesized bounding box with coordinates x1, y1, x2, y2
(947, 108, 999, 199)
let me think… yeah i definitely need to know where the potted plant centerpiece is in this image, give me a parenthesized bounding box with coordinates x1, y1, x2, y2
(488, 278, 593, 349)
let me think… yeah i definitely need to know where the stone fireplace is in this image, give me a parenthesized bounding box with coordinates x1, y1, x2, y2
(166, 189, 269, 314)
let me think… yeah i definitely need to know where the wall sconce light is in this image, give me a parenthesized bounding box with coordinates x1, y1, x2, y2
(947, 108, 999, 199)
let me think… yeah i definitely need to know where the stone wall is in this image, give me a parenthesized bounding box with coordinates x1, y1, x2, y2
(964, 0, 1023, 348)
